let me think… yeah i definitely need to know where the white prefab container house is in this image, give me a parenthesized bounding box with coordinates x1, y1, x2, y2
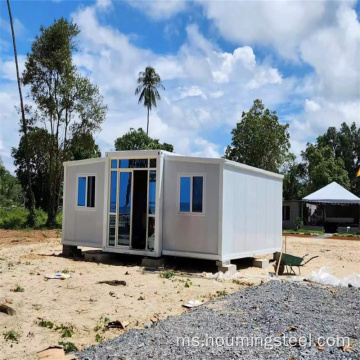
(62, 150, 283, 262)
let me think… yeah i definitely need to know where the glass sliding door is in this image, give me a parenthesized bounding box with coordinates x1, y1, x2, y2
(108, 157, 157, 251)
(118, 172, 132, 246)
(147, 170, 156, 251)
(108, 171, 117, 246)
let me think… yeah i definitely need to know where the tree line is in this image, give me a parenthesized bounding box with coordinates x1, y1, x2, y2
(1, 15, 359, 229)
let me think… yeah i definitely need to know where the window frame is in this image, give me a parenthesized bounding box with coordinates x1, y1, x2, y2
(76, 174, 97, 210)
(177, 173, 205, 216)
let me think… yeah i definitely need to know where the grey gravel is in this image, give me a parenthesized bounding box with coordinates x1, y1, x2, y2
(77, 280, 360, 359)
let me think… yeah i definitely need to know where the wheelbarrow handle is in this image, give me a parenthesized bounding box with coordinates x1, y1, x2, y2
(302, 255, 319, 266)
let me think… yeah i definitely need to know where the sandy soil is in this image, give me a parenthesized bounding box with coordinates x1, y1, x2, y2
(0, 230, 359, 360)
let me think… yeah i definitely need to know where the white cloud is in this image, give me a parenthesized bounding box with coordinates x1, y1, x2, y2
(69, 6, 288, 160)
(177, 86, 207, 100)
(300, 5, 360, 101)
(304, 99, 321, 112)
(197, 0, 352, 60)
(1, 0, 359, 174)
(0, 15, 26, 37)
(126, 0, 187, 20)
(0, 55, 26, 81)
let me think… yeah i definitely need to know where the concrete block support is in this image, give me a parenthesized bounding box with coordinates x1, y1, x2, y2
(83, 250, 111, 262)
(62, 245, 82, 258)
(217, 264, 237, 274)
(252, 258, 269, 269)
(142, 257, 165, 269)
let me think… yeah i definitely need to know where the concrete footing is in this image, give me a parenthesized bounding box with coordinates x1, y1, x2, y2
(142, 257, 165, 269)
(217, 264, 237, 274)
(252, 258, 269, 269)
(83, 250, 111, 262)
(62, 245, 82, 258)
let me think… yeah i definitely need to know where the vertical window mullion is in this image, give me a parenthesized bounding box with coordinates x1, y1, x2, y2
(85, 176, 88, 207)
(190, 176, 193, 213)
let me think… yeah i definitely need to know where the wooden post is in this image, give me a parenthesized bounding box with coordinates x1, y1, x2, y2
(276, 251, 283, 277)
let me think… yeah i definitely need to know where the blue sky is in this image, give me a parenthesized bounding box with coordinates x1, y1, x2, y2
(1, 0, 359, 173)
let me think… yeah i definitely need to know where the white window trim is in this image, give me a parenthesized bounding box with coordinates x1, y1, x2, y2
(76, 174, 97, 211)
(177, 173, 205, 216)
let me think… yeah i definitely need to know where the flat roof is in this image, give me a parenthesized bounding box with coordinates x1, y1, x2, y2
(64, 150, 284, 180)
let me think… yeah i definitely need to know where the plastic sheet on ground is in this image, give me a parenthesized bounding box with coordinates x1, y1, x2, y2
(45, 273, 71, 280)
(305, 266, 360, 288)
(202, 271, 242, 280)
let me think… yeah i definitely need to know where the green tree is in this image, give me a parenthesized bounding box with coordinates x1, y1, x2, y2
(135, 66, 165, 135)
(316, 122, 360, 196)
(301, 144, 350, 193)
(282, 153, 307, 200)
(12, 128, 101, 212)
(21, 18, 107, 227)
(12, 128, 52, 211)
(7, 0, 36, 225)
(115, 128, 173, 152)
(225, 99, 291, 173)
(67, 132, 101, 161)
(0, 158, 23, 207)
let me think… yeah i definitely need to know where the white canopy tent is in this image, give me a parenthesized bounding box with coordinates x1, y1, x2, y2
(303, 182, 360, 204)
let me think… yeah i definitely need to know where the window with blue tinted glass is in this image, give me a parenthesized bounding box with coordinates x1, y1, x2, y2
(77, 177, 86, 206)
(119, 159, 130, 168)
(179, 177, 191, 212)
(110, 171, 117, 212)
(111, 159, 117, 168)
(148, 171, 156, 214)
(192, 176, 203, 212)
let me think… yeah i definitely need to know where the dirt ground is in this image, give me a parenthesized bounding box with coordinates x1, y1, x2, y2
(0, 230, 359, 360)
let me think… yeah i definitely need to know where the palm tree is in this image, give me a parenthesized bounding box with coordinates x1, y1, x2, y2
(7, 0, 36, 226)
(135, 66, 165, 135)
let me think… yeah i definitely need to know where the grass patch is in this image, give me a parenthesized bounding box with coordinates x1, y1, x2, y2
(39, 319, 54, 329)
(93, 316, 110, 333)
(4, 330, 19, 342)
(184, 279, 192, 288)
(159, 270, 175, 279)
(215, 290, 228, 297)
(61, 327, 74, 338)
(95, 334, 104, 342)
(333, 233, 360, 238)
(37, 319, 75, 338)
(11, 285, 24, 293)
(283, 229, 324, 236)
(58, 341, 78, 354)
(58, 269, 70, 274)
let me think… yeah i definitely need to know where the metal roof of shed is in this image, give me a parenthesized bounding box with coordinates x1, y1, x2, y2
(303, 181, 360, 204)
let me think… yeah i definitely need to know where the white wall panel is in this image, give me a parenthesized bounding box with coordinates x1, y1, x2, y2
(162, 160, 220, 256)
(63, 160, 106, 248)
(221, 165, 282, 260)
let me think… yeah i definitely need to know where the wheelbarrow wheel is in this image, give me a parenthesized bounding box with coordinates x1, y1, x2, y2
(278, 264, 285, 275)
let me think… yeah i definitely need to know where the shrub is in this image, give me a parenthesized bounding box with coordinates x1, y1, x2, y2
(4, 330, 19, 342)
(0, 208, 28, 229)
(58, 341, 78, 354)
(159, 270, 175, 279)
(11, 285, 24, 293)
(0, 207, 62, 229)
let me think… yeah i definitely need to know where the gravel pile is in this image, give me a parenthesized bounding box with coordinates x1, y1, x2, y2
(78, 280, 359, 359)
